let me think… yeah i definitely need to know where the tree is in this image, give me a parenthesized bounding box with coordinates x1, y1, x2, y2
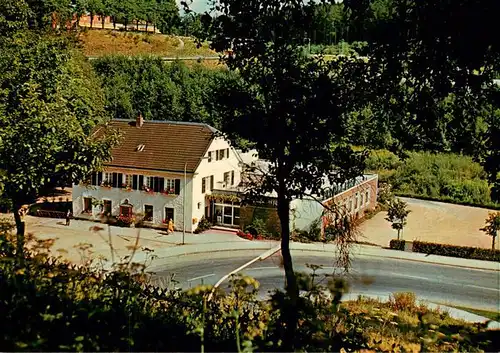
(385, 198, 411, 240)
(344, 0, 500, 201)
(480, 212, 500, 250)
(194, 0, 368, 349)
(155, 0, 180, 34)
(0, 32, 118, 262)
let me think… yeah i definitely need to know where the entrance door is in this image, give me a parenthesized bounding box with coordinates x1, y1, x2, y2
(120, 205, 132, 217)
(83, 197, 92, 214)
(103, 200, 112, 216)
(165, 207, 174, 222)
(223, 206, 232, 225)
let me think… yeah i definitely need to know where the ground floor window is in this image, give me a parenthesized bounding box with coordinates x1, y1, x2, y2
(214, 203, 240, 226)
(165, 207, 174, 222)
(144, 205, 153, 221)
(83, 197, 92, 214)
(103, 200, 112, 216)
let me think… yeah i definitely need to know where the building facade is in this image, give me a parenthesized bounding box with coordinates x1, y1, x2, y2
(72, 117, 244, 232)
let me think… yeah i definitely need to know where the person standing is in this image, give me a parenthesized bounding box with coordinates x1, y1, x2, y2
(66, 209, 72, 226)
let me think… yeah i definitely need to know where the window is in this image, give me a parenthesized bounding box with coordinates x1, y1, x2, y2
(208, 151, 212, 162)
(210, 175, 214, 191)
(202, 177, 206, 193)
(365, 191, 369, 205)
(103, 172, 112, 185)
(83, 197, 92, 214)
(231, 170, 235, 185)
(165, 207, 174, 222)
(349, 199, 353, 213)
(219, 149, 225, 159)
(224, 172, 230, 185)
(354, 193, 358, 209)
(123, 174, 132, 188)
(165, 178, 175, 193)
(216, 150, 220, 161)
(360, 194, 364, 207)
(144, 205, 153, 222)
(103, 200, 112, 216)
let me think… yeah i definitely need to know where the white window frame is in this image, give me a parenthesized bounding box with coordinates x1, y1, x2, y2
(123, 174, 132, 187)
(144, 204, 154, 222)
(165, 178, 175, 193)
(103, 172, 112, 184)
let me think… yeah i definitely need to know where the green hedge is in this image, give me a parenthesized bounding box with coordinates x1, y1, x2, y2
(389, 239, 405, 251)
(412, 241, 500, 262)
(389, 239, 500, 262)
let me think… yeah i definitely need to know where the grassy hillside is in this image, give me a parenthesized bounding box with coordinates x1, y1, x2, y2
(79, 29, 217, 59)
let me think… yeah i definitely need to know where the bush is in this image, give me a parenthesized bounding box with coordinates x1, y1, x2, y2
(366, 150, 499, 208)
(412, 241, 500, 262)
(116, 215, 134, 227)
(193, 216, 211, 234)
(389, 239, 405, 251)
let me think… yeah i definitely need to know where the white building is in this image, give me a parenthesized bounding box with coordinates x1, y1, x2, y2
(72, 116, 248, 232)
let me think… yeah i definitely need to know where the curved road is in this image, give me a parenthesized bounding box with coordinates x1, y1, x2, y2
(151, 250, 500, 311)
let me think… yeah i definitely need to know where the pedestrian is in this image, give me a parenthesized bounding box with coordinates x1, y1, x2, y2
(66, 209, 72, 226)
(168, 218, 174, 234)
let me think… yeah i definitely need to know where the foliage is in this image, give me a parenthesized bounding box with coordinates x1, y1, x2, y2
(193, 216, 211, 234)
(480, 212, 500, 250)
(91, 56, 234, 128)
(389, 239, 405, 251)
(0, 222, 497, 352)
(391, 240, 500, 262)
(344, 0, 500, 201)
(244, 218, 268, 237)
(367, 150, 499, 208)
(385, 198, 411, 240)
(116, 214, 135, 227)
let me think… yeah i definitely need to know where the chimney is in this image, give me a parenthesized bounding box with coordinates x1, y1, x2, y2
(136, 113, 144, 128)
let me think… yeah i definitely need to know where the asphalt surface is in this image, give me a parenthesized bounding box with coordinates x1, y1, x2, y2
(152, 250, 500, 311)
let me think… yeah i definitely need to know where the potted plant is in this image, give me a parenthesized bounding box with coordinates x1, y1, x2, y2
(101, 180, 112, 188)
(122, 183, 132, 191)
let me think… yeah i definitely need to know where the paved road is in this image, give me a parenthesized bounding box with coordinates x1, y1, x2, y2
(152, 250, 500, 312)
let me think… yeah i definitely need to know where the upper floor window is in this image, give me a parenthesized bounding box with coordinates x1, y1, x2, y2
(208, 151, 213, 162)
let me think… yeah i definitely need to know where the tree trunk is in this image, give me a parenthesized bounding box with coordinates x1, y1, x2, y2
(12, 201, 25, 265)
(397, 228, 401, 240)
(146, 22, 148, 32)
(492, 234, 497, 251)
(136, 20, 139, 31)
(90, 13, 94, 28)
(277, 189, 298, 351)
(102, 16, 105, 29)
(113, 17, 116, 30)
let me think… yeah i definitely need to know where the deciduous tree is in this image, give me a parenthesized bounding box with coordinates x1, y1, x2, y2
(385, 198, 411, 240)
(193, 0, 369, 349)
(480, 212, 500, 250)
(0, 32, 118, 262)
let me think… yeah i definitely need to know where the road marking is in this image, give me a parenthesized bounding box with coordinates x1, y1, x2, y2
(187, 274, 215, 282)
(246, 267, 281, 271)
(465, 284, 500, 292)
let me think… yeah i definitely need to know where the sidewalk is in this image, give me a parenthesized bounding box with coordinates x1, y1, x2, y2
(22, 216, 499, 271)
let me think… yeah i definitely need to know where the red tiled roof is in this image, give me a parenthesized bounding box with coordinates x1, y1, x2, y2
(106, 119, 215, 173)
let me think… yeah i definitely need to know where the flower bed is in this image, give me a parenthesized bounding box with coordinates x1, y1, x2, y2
(236, 230, 264, 241)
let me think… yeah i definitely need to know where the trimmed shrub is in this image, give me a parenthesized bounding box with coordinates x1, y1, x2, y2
(389, 239, 405, 251)
(193, 216, 211, 234)
(412, 241, 500, 262)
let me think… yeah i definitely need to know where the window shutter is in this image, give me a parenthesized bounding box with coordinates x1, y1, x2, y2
(153, 177, 159, 192)
(202, 178, 206, 193)
(97, 172, 103, 185)
(174, 179, 181, 195)
(210, 175, 214, 191)
(91, 172, 97, 186)
(139, 175, 144, 190)
(231, 171, 234, 185)
(132, 175, 138, 190)
(117, 173, 123, 187)
(226, 148, 229, 158)
(111, 172, 118, 187)
(158, 177, 165, 192)
(216, 150, 219, 161)
(208, 151, 212, 162)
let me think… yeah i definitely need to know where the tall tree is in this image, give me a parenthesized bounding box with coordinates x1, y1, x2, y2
(194, 0, 368, 349)
(345, 0, 500, 201)
(0, 32, 118, 262)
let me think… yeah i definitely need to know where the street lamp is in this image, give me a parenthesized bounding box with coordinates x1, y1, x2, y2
(183, 156, 210, 245)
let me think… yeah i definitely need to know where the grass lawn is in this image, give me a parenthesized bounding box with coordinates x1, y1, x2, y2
(79, 29, 217, 58)
(436, 304, 500, 321)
